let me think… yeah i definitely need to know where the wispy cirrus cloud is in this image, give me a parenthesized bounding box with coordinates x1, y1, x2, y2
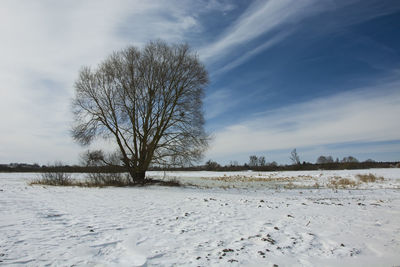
(199, 0, 323, 63)
(211, 31, 292, 76)
(200, 0, 400, 73)
(206, 78, 400, 160)
(204, 89, 238, 120)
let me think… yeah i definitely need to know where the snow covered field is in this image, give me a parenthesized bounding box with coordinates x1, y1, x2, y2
(1, 169, 400, 266)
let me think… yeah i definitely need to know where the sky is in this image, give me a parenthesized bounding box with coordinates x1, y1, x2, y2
(0, 0, 400, 165)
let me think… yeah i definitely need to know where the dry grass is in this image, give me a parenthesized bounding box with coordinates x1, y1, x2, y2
(31, 172, 386, 189)
(356, 173, 384, 183)
(283, 182, 295, 189)
(282, 182, 323, 190)
(201, 175, 314, 183)
(328, 178, 358, 189)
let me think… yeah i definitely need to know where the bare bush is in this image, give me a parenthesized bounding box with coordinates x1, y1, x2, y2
(31, 162, 72, 186)
(86, 172, 129, 186)
(39, 172, 72, 186)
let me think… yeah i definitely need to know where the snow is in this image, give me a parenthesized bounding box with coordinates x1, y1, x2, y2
(1, 169, 400, 266)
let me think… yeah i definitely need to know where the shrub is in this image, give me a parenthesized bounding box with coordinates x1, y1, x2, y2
(86, 172, 128, 186)
(32, 171, 72, 186)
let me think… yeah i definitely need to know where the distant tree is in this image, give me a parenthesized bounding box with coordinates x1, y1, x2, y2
(269, 161, 278, 167)
(316, 156, 327, 164)
(71, 40, 209, 183)
(258, 156, 266, 166)
(229, 160, 239, 167)
(249, 155, 258, 167)
(290, 149, 300, 165)
(364, 159, 375, 163)
(205, 159, 220, 170)
(316, 155, 334, 164)
(341, 156, 359, 163)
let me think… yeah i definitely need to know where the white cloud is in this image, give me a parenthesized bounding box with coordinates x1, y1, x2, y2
(204, 0, 235, 14)
(206, 80, 400, 159)
(0, 0, 226, 164)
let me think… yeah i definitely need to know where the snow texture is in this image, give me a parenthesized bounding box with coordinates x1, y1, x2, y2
(1, 169, 400, 266)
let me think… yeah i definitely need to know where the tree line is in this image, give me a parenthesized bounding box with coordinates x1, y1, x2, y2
(0, 158, 398, 173)
(203, 149, 399, 171)
(202, 158, 398, 172)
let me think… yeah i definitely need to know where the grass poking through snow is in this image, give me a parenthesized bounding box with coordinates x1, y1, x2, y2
(356, 173, 384, 183)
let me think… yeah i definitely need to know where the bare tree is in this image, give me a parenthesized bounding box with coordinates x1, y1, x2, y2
(341, 156, 359, 163)
(316, 155, 334, 164)
(249, 155, 258, 167)
(290, 148, 300, 165)
(258, 156, 266, 166)
(205, 159, 220, 170)
(316, 156, 327, 164)
(72, 40, 209, 183)
(269, 161, 278, 167)
(229, 160, 239, 167)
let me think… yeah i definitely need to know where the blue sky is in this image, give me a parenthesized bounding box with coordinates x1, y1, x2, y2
(0, 0, 399, 165)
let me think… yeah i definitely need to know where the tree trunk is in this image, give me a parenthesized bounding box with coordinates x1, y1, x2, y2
(127, 168, 146, 184)
(135, 171, 146, 184)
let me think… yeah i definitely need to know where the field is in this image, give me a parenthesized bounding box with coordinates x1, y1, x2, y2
(1, 169, 400, 266)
